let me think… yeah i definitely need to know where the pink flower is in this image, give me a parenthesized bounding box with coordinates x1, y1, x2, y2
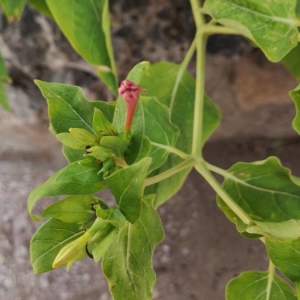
(118, 80, 146, 132)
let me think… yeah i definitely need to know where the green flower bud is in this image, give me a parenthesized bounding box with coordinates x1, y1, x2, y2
(69, 128, 98, 145)
(52, 231, 92, 269)
(86, 145, 112, 161)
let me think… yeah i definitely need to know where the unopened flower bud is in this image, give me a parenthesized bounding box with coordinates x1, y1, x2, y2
(52, 231, 92, 269)
(118, 80, 146, 132)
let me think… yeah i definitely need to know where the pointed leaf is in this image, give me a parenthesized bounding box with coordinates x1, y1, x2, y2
(113, 62, 150, 164)
(89, 226, 118, 263)
(69, 128, 98, 145)
(96, 207, 126, 228)
(282, 44, 300, 81)
(28, 0, 52, 18)
(248, 220, 300, 239)
(93, 108, 116, 137)
(35, 80, 96, 134)
(0, 82, 10, 111)
(100, 136, 128, 157)
(41, 195, 106, 223)
(0, 52, 11, 111)
(226, 270, 296, 300)
(102, 195, 164, 300)
(62, 146, 85, 163)
(289, 85, 300, 134)
(217, 156, 300, 223)
(56, 133, 87, 150)
(28, 160, 105, 221)
(0, 0, 26, 22)
(105, 157, 152, 223)
(30, 218, 84, 274)
(203, 0, 298, 62)
(0, 52, 11, 83)
(141, 62, 220, 206)
(46, 0, 117, 95)
(142, 96, 179, 172)
(135, 136, 151, 162)
(266, 236, 300, 282)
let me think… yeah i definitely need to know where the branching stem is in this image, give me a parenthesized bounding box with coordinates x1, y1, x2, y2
(144, 158, 195, 187)
(190, 0, 207, 158)
(150, 142, 189, 160)
(195, 160, 251, 224)
(266, 260, 275, 300)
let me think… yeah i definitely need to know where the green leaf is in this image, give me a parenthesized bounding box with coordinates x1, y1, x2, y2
(0, 82, 10, 111)
(69, 128, 98, 145)
(296, 0, 300, 19)
(86, 145, 112, 161)
(96, 207, 126, 228)
(0, 52, 11, 111)
(100, 136, 128, 157)
(226, 270, 296, 300)
(102, 195, 164, 300)
(217, 156, 300, 223)
(282, 44, 300, 81)
(289, 85, 300, 134)
(28, 0, 52, 18)
(30, 218, 84, 274)
(203, 0, 298, 62)
(90, 226, 118, 263)
(35, 80, 96, 134)
(93, 108, 116, 137)
(41, 195, 106, 223)
(46, 0, 117, 95)
(62, 146, 85, 163)
(142, 96, 179, 172)
(0, 0, 26, 22)
(0, 53, 11, 83)
(248, 219, 300, 239)
(92, 101, 115, 123)
(135, 136, 151, 162)
(105, 157, 152, 223)
(266, 236, 300, 282)
(36, 80, 113, 139)
(28, 160, 105, 221)
(141, 62, 220, 206)
(56, 133, 87, 150)
(113, 61, 150, 164)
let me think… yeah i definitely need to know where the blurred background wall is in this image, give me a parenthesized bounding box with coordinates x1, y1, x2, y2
(0, 1, 299, 299)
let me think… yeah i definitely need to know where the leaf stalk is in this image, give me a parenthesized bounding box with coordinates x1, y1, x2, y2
(144, 157, 195, 187)
(195, 160, 251, 225)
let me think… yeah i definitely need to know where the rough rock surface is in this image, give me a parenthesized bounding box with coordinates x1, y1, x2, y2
(0, 2, 299, 300)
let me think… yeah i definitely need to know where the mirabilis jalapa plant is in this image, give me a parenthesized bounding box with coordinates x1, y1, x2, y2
(25, 0, 300, 299)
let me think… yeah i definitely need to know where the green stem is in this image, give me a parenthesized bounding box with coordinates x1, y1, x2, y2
(190, 0, 207, 158)
(266, 260, 275, 300)
(170, 38, 196, 111)
(144, 158, 195, 187)
(195, 161, 251, 224)
(150, 142, 190, 160)
(204, 25, 241, 35)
